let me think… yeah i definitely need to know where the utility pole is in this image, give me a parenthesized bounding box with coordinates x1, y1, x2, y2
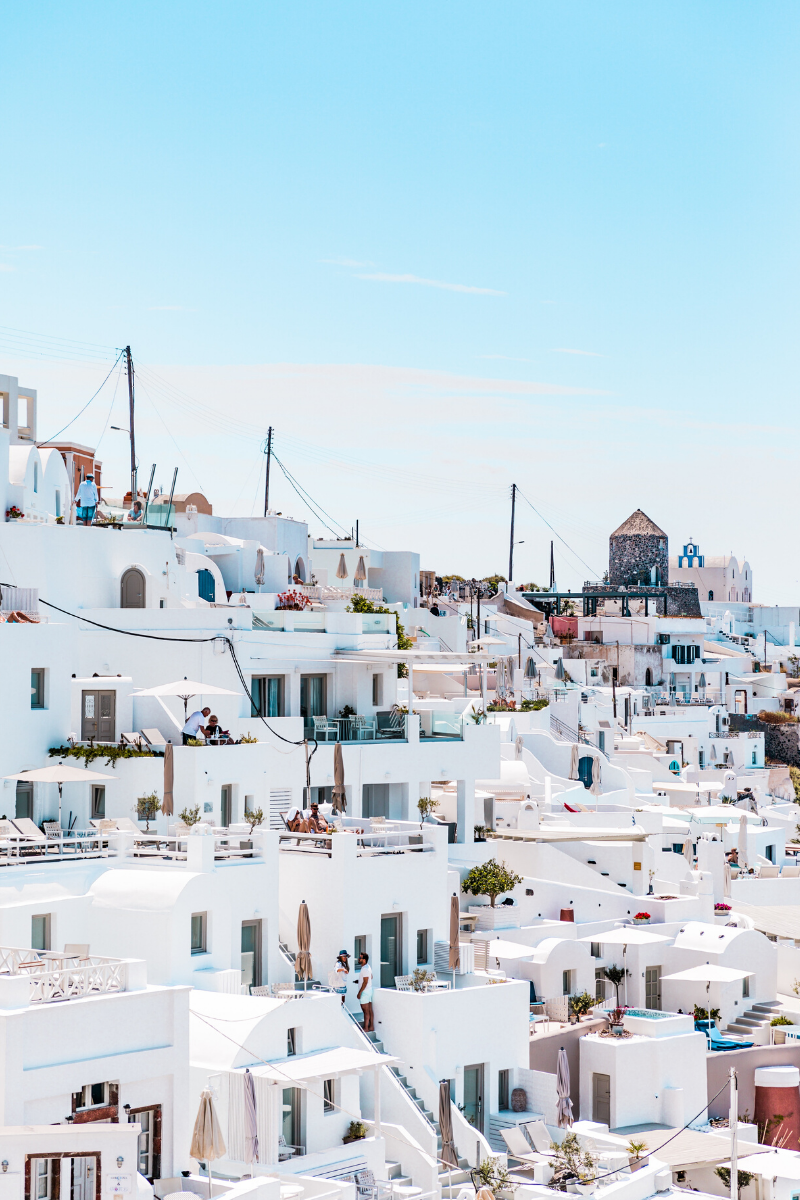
(549, 540, 555, 591)
(356, 520, 359, 548)
(729, 1068, 738, 1200)
(263, 426, 273, 517)
(508, 483, 517, 584)
(125, 346, 137, 504)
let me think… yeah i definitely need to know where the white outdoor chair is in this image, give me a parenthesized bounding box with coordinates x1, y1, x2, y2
(312, 715, 339, 742)
(523, 1121, 554, 1155)
(759, 866, 779, 878)
(501, 1127, 548, 1166)
(394, 975, 414, 992)
(782, 865, 800, 877)
(121, 732, 145, 747)
(351, 714, 376, 741)
(140, 728, 168, 747)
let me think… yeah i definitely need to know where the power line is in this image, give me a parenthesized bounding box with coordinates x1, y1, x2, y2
(272, 452, 346, 539)
(516, 486, 601, 579)
(38, 350, 125, 445)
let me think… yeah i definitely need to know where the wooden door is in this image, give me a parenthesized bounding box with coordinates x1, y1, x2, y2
(81, 691, 116, 741)
(593, 1073, 611, 1126)
(121, 568, 145, 608)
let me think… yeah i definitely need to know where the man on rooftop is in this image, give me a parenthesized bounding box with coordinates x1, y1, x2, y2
(307, 801, 330, 833)
(75, 474, 99, 526)
(182, 706, 211, 745)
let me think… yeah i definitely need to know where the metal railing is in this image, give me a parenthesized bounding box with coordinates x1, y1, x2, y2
(550, 714, 594, 745)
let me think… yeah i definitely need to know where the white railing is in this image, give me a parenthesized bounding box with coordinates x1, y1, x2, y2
(0, 947, 130, 1003)
(298, 584, 383, 602)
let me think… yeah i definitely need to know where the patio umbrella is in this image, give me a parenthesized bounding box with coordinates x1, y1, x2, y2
(524, 657, 537, 680)
(515, 735, 524, 760)
(448, 893, 460, 971)
(724, 860, 731, 899)
(738, 813, 748, 869)
(190, 1087, 226, 1197)
(255, 546, 267, 587)
(243, 1068, 259, 1166)
(354, 556, 367, 583)
(556, 1046, 574, 1128)
(662, 964, 753, 1000)
(336, 554, 348, 580)
(569, 744, 580, 781)
(132, 677, 242, 721)
(590, 756, 601, 797)
(5, 763, 115, 829)
(684, 835, 694, 866)
(296, 900, 312, 988)
(162, 741, 174, 816)
(439, 1080, 459, 1168)
(332, 742, 347, 813)
(555, 658, 565, 681)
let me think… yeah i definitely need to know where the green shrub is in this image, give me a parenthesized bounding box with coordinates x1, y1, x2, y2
(757, 710, 799, 725)
(461, 858, 523, 908)
(771, 1015, 794, 1026)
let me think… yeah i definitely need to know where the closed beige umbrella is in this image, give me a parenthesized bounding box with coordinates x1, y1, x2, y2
(448, 893, 460, 971)
(190, 1087, 226, 1197)
(354, 556, 367, 583)
(590, 755, 601, 797)
(296, 900, 312, 988)
(336, 554, 348, 580)
(569, 744, 580, 781)
(439, 1080, 459, 1168)
(332, 742, 347, 813)
(162, 741, 174, 816)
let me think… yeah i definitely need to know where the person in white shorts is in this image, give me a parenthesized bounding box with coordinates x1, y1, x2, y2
(357, 951, 374, 1031)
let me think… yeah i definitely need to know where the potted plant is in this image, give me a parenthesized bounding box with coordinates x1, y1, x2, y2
(462, 859, 523, 909)
(179, 804, 201, 827)
(549, 1132, 596, 1193)
(570, 991, 596, 1022)
(771, 1015, 793, 1044)
(5, 506, 24, 521)
(136, 791, 162, 832)
(715, 1167, 754, 1195)
(632, 911, 651, 925)
(627, 1140, 649, 1171)
(343, 1120, 367, 1145)
(417, 796, 439, 828)
(474, 824, 487, 842)
(603, 965, 626, 1008)
(473, 1158, 517, 1197)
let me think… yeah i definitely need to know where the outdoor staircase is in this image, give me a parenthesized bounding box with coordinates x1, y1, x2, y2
(725, 1000, 783, 1040)
(359, 1027, 472, 1197)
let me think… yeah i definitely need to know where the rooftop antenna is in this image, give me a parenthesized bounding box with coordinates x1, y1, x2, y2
(125, 346, 137, 506)
(263, 426, 273, 517)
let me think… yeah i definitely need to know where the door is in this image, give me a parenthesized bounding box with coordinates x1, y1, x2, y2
(220, 785, 232, 828)
(16, 782, 32, 820)
(282, 1087, 301, 1152)
(91, 786, 105, 819)
(734, 689, 747, 715)
(242, 919, 262, 990)
(645, 966, 662, 1010)
(363, 784, 390, 818)
(121, 568, 145, 608)
(463, 1064, 484, 1133)
(300, 675, 326, 726)
(577, 756, 593, 789)
(380, 914, 401, 988)
(71, 1157, 96, 1200)
(128, 1104, 161, 1180)
(593, 1073, 611, 1126)
(197, 569, 215, 602)
(81, 691, 116, 741)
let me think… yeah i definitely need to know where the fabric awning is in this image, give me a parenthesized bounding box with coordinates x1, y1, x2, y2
(578, 929, 671, 946)
(730, 903, 800, 941)
(490, 828, 647, 844)
(243, 1046, 398, 1084)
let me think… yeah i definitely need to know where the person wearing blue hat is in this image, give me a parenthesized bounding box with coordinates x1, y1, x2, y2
(329, 949, 350, 1003)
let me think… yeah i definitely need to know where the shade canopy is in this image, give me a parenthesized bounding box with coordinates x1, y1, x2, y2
(246, 1046, 398, 1083)
(578, 928, 671, 946)
(480, 938, 536, 960)
(5, 764, 115, 784)
(132, 678, 241, 699)
(662, 965, 754, 983)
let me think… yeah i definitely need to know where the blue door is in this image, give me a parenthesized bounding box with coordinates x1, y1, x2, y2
(578, 755, 593, 789)
(197, 569, 215, 602)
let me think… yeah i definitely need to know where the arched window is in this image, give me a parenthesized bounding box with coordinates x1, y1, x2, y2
(294, 557, 306, 582)
(708, 590, 713, 601)
(121, 567, 145, 608)
(645, 667, 652, 687)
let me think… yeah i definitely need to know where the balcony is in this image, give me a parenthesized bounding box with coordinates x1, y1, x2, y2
(306, 711, 464, 743)
(0, 947, 144, 1005)
(278, 823, 438, 859)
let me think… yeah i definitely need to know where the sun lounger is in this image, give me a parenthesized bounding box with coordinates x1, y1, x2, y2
(114, 817, 143, 834)
(500, 1127, 549, 1166)
(781, 865, 800, 877)
(523, 1121, 554, 1154)
(121, 732, 145, 747)
(141, 728, 168, 748)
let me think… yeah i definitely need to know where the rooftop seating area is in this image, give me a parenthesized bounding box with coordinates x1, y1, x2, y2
(0, 945, 139, 1003)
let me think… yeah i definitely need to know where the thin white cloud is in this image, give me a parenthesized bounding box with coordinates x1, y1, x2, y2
(358, 272, 505, 296)
(321, 256, 375, 268)
(552, 347, 604, 357)
(479, 354, 531, 362)
(0, 244, 43, 251)
(0, 264, 15, 273)
(148, 305, 195, 311)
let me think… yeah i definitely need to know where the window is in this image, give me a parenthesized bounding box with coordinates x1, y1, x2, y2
(31, 668, 45, 709)
(241, 920, 262, 990)
(33, 1160, 53, 1200)
(191, 912, 207, 954)
(416, 929, 429, 965)
(16, 782, 32, 820)
(55, 490, 61, 519)
(354, 935, 367, 962)
(252, 676, 283, 718)
(598, 732, 605, 754)
(372, 673, 383, 706)
(498, 1069, 510, 1112)
(742, 976, 750, 998)
(644, 667, 652, 687)
(562, 970, 573, 995)
(595, 967, 606, 1001)
(287, 1027, 297, 1056)
(708, 591, 714, 601)
(33, 462, 38, 493)
(699, 750, 705, 769)
(32, 914, 51, 951)
(590, 668, 598, 677)
(590, 942, 601, 958)
(137, 1108, 155, 1177)
(766, 845, 775, 864)
(657, 634, 671, 645)
(92, 786, 105, 819)
(300, 675, 326, 724)
(323, 1078, 335, 1114)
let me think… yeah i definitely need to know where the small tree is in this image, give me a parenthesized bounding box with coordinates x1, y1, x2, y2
(244, 806, 264, 834)
(136, 791, 162, 831)
(570, 990, 596, 1018)
(461, 858, 523, 908)
(603, 964, 626, 1007)
(180, 804, 201, 827)
(417, 796, 439, 827)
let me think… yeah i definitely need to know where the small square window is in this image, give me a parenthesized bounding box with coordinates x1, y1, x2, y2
(323, 1078, 335, 1113)
(32, 914, 50, 951)
(191, 912, 207, 954)
(31, 669, 45, 709)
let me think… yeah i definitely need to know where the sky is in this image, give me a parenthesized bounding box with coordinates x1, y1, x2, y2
(0, 3, 798, 598)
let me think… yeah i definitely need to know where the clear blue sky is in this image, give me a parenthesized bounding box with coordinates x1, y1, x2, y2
(1, 3, 798, 597)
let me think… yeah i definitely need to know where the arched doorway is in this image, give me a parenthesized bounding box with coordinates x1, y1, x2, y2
(121, 567, 145, 608)
(294, 557, 306, 582)
(645, 668, 652, 687)
(708, 590, 714, 601)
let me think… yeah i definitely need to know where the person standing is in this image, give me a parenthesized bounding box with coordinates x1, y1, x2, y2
(356, 951, 374, 1032)
(329, 949, 350, 1004)
(182, 706, 211, 745)
(75, 475, 99, 525)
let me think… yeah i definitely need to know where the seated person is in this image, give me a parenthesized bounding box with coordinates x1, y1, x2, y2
(306, 801, 330, 833)
(204, 715, 233, 743)
(126, 500, 144, 522)
(286, 806, 309, 833)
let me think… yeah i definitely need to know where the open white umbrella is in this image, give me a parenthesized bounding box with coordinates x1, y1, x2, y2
(132, 676, 243, 723)
(556, 1046, 573, 1128)
(190, 1087, 226, 1197)
(5, 763, 115, 829)
(662, 963, 753, 1002)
